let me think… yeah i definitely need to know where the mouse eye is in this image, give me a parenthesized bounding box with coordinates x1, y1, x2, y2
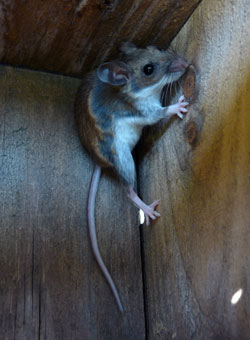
(143, 64, 154, 76)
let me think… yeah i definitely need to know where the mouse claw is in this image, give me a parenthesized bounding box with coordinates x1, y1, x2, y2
(178, 95, 185, 102)
(142, 199, 161, 225)
(175, 95, 189, 119)
(150, 199, 160, 209)
(176, 112, 184, 119)
(128, 188, 160, 226)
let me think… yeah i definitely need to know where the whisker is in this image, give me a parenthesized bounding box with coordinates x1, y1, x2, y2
(166, 83, 171, 106)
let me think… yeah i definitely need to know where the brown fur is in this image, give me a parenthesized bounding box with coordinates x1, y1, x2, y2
(75, 76, 112, 168)
(120, 45, 175, 93)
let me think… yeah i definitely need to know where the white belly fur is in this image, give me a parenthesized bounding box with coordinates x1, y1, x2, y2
(115, 117, 144, 150)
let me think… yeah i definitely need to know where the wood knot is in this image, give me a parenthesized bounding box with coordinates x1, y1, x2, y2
(185, 121, 197, 145)
(183, 66, 196, 99)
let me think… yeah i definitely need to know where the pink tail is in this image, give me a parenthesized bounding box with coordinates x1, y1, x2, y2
(88, 164, 124, 312)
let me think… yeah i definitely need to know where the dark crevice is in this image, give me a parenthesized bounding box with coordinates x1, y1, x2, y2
(0, 106, 6, 169)
(169, 0, 203, 45)
(0, 62, 81, 80)
(139, 224, 149, 340)
(32, 228, 35, 318)
(135, 159, 149, 340)
(23, 273, 26, 325)
(38, 284, 42, 340)
(13, 299, 18, 340)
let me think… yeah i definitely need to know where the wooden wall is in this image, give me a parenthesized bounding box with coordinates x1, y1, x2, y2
(138, 0, 250, 338)
(0, 67, 145, 339)
(1, 0, 250, 339)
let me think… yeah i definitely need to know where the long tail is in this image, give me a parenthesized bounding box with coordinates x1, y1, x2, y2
(87, 164, 124, 312)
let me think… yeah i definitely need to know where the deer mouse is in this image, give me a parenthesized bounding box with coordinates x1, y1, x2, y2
(75, 42, 190, 312)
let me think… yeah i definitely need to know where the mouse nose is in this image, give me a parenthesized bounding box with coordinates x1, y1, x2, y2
(169, 57, 190, 72)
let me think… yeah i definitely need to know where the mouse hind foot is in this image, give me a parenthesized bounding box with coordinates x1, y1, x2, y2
(128, 186, 160, 225)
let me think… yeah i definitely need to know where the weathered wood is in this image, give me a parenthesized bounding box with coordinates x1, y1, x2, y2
(138, 0, 250, 338)
(0, 66, 145, 339)
(0, 0, 201, 77)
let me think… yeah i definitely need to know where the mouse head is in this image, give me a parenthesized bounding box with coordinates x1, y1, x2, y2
(97, 42, 189, 100)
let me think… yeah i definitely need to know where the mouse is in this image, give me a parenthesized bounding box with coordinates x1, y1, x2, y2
(75, 42, 190, 313)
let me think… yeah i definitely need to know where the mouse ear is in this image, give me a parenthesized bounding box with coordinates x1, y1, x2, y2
(97, 61, 131, 86)
(118, 41, 137, 55)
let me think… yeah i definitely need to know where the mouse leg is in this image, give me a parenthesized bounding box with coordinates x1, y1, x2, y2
(114, 142, 160, 225)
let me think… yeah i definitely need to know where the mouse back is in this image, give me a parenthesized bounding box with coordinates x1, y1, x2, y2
(75, 73, 113, 168)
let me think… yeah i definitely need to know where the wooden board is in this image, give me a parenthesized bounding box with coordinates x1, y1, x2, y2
(0, 0, 201, 77)
(0, 66, 145, 339)
(138, 0, 250, 338)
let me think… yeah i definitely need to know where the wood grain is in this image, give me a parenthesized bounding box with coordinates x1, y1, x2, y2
(0, 0, 201, 77)
(0, 66, 145, 339)
(138, 0, 250, 338)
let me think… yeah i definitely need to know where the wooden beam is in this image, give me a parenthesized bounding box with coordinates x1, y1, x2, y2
(0, 0, 201, 77)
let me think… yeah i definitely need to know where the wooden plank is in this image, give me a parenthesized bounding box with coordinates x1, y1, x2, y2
(0, 66, 145, 339)
(0, 0, 201, 77)
(138, 0, 250, 338)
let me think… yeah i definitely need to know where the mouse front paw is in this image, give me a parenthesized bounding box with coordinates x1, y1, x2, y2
(173, 95, 189, 119)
